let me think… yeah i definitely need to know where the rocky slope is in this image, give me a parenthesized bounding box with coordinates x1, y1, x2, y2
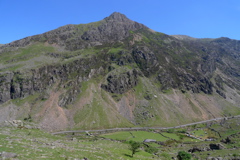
(0, 12, 240, 131)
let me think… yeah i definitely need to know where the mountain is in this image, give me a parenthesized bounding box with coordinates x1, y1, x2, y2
(0, 12, 240, 131)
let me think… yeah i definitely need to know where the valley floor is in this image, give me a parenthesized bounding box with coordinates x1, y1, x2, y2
(1, 116, 240, 159)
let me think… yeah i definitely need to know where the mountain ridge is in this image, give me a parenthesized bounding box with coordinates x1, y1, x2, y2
(1, 12, 240, 48)
(0, 12, 147, 51)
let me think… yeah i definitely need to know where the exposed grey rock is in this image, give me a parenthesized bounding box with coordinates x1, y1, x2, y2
(188, 147, 204, 153)
(0, 151, 17, 158)
(143, 139, 156, 142)
(101, 69, 138, 94)
(5, 120, 23, 128)
(0, 56, 106, 107)
(1, 12, 147, 52)
(209, 143, 225, 150)
(81, 12, 147, 44)
(25, 125, 33, 129)
(132, 46, 159, 76)
(206, 157, 224, 160)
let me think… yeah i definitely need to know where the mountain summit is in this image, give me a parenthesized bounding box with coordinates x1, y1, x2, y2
(1, 12, 147, 51)
(105, 12, 130, 21)
(79, 12, 147, 45)
(0, 12, 240, 131)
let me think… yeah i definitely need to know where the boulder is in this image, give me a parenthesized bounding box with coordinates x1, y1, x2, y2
(188, 147, 204, 153)
(209, 143, 225, 150)
(143, 139, 156, 143)
(0, 152, 17, 158)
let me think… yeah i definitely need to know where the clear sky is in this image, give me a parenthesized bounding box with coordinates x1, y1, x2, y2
(1, 0, 240, 44)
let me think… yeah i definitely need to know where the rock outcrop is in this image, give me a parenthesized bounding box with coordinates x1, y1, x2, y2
(101, 69, 138, 94)
(0, 56, 106, 107)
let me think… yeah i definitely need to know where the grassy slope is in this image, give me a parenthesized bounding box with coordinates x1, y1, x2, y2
(1, 118, 239, 159)
(186, 118, 240, 159)
(100, 118, 240, 159)
(131, 76, 240, 127)
(70, 79, 134, 130)
(0, 127, 155, 160)
(102, 131, 169, 142)
(0, 43, 59, 72)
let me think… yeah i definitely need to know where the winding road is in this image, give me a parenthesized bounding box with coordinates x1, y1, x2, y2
(52, 115, 240, 135)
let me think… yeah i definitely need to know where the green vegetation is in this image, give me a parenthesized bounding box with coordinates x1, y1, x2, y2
(144, 145, 158, 154)
(177, 151, 192, 160)
(1, 12, 240, 160)
(128, 140, 141, 157)
(0, 43, 58, 72)
(1, 117, 240, 159)
(0, 126, 157, 159)
(75, 20, 105, 35)
(162, 132, 180, 140)
(102, 131, 169, 142)
(72, 80, 133, 130)
(12, 93, 41, 106)
(59, 48, 99, 64)
(100, 117, 240, 159)
(0, 127, 163, 160)
(160, 152, 171, 159)
(107, 47, 124, 54)
(0, 64, 24, 72)
(0, 43, 55, 64)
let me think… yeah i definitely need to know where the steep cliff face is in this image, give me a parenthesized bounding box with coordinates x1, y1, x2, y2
(0, 12, 240, 131)
(101, 68, 139, 94)
(0, 55, 107, 107)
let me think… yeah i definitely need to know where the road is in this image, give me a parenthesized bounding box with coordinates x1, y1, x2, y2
(52, 115, 240, 135)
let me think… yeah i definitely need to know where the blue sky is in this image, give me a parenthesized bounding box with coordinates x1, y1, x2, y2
(0, 0, 240, 44)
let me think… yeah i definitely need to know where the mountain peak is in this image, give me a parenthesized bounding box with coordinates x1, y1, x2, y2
(105, 12, 129, 22)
